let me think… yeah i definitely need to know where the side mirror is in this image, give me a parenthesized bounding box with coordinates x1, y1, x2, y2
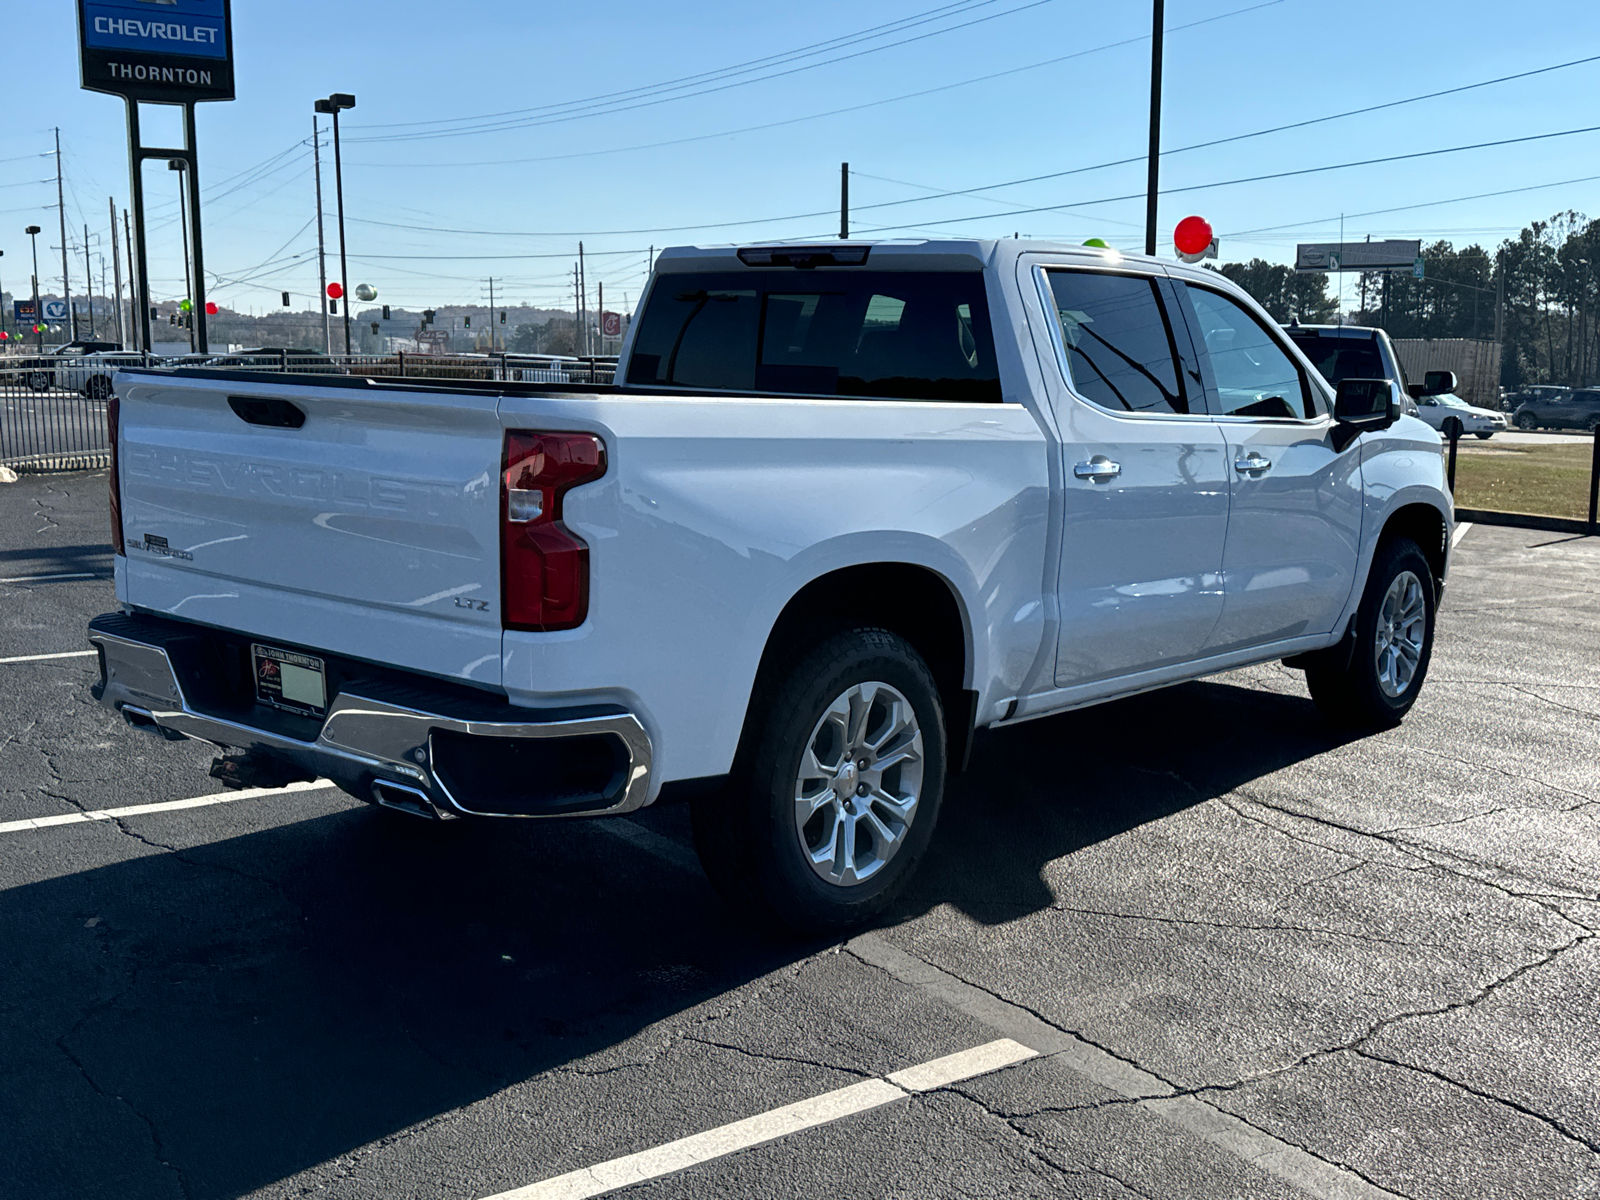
(1422, 369, 1456, 396)
(1331, 377, 1397, 452)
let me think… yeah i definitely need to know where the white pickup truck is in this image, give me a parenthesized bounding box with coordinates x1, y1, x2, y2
(92, 240, 1452, 933)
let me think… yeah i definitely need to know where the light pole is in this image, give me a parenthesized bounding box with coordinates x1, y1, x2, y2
(169, 159, 196, 352)
(315, 93, 356, 355)
(1144, 0, 1164, 257)
(26, 225, 43, 350)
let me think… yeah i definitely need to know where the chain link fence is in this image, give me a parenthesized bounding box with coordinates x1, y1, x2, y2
(0, 353, 617, 472)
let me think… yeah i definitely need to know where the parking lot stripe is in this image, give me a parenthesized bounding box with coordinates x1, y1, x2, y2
(0, 779, 337, 835)
(1451, 521, 1474, 548)
(0, 649, 98, 664)
(483, 1039, 1034, 1200)
(0, 573, 99, 584)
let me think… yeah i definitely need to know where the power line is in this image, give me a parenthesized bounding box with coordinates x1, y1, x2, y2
(347, 0, 1061, 144)
(851, 124, 1600, 235)
(353, 0, 1007, 132)
(347, 0, 1288, 168)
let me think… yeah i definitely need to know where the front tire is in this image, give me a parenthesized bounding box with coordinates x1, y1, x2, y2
(1516, 412, 1538, 430)
(691, 628, 946, 936)
(84, 375, 113, 400)
(26, 371, 52, 392)
(1305, 538, 1436, 729)
(1474, 431, 1493, 440)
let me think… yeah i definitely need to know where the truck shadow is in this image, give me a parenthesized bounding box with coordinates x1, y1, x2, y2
(0, 675, 1355, 1199)
(898, 675, 1363, 924)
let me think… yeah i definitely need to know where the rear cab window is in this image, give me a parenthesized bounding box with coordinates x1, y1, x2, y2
(626, 269, 1001, 402)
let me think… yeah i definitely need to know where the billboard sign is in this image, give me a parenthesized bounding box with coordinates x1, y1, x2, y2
(601, 311, 622, 338)
(42, 300, 69, 322)
(13, 300, 37, 324)
(1296, 240, 1421, 273)
(78, 0, 234, 103)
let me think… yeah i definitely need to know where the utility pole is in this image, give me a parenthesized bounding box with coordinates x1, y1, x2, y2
(27, 225, 43, 351)
(487, 276, 496, 351)
(578, 241, 588, 357)
(598, 281, 605, 353)
(1143, 0, 1164, 257)
(56, 128, 76, 340)
(1494, 247, 1505, 345)
(312, 116, 330, 354)
(840, 162, 849, 240)
(573, 263, 581, 355)
(122, 209, 138, 352)
(110, 197, 125, 348)
(83, 224, 96, 337)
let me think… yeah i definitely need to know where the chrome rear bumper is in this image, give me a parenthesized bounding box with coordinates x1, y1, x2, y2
(88, 613, 652, 818)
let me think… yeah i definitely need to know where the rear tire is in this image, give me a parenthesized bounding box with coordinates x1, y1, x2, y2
(1306, 538, 1436, 729)
(1474, 431, 1493, 440)
(691, 628, 946, 936)
(26, 371, 51, 392)
(84, 375, 113, 400)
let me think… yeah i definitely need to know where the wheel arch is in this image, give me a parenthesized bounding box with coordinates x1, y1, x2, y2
(1379, 501, 1450, 597)
(741, 561, 978, 774)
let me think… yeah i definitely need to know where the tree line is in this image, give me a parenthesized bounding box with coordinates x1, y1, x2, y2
(1210, 209, 1600, 388)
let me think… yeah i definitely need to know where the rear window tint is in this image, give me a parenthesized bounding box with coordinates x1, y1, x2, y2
(1288, 333, 1385, 387)
(626, 270, 1001, 402)
(1045, 270, 1187, 414)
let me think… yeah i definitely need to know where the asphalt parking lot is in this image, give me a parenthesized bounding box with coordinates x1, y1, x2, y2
(2, 470, 1597, 1200)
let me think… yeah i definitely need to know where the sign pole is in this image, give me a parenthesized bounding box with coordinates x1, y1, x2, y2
(124, 101, 152, 355)
(109, 196, 124, 348)
(184, 103, 208, 353)
(56, 129, 77, 341)
(1143, 0, 1163, 257)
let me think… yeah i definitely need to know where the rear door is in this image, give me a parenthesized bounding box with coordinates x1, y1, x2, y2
(117, 372, 507, 686)
(1172, 282, 1362, 653)
(1033, 264, 1231, 686)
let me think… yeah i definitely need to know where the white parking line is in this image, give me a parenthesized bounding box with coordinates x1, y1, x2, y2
(483, 1039, 1036, 1200)
(0, 573, 99, 584)
(1451, 521, 1474, 549)
(0, 779, 337, 835)
(0, 649, 98, 665)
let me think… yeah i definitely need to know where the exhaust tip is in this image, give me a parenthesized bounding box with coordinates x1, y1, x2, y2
(372, 779, 454, 821)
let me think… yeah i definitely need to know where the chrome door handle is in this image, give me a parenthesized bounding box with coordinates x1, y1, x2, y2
(1074, 456, 1122, 481)
(1234, 452, 1272, 475)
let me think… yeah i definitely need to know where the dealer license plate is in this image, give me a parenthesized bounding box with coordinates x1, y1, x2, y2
(252, 644, 327, 717)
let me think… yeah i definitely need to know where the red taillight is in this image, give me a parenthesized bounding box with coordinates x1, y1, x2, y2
(501, 431, 606, 631)
(107, 395, 124, 556)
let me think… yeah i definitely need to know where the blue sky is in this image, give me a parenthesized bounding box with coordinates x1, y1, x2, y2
(2, 0, 1597, 317)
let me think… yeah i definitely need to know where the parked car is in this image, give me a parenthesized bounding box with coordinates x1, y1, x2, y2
(1284, 323, 1421, 419)
(1512, 387, 1600, 432)
(93, 239, 1453, 933)
(1502, 384, 1570, 415)
(14, 340, 123, 392)
(1414, 391, 1507, 439)
(54, 349, 150, 399)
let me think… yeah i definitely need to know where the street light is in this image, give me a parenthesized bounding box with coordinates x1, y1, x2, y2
(315, 92, 356, 355)
(25, 225, 42, 351)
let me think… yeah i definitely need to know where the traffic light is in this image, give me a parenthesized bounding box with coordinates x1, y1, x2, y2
(463, 315, 471, 327)
(381, 305, 390, 321)
(422, 309, 435, 326)
(282, 291, 291, 307)
(329, 299, 338, 315)
(499, 310, 506, 324)
(371, 322, 380, 335)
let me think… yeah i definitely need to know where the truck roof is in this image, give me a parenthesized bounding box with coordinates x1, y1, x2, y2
(654, 239, 1176, 274)
(1284, 324, 1380, 340)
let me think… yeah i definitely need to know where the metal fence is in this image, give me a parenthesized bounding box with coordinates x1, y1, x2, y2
(0, 353, 617, 471)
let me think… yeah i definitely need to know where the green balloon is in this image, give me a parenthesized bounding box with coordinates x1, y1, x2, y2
(1082, 238, 1110, 249)
(179, 298, 192, 312)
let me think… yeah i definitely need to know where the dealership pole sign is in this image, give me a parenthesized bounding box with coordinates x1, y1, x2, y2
(78, 0, 234, 104)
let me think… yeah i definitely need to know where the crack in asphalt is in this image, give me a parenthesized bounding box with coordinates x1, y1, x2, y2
(1403, 743, 1595, 809)
(1349, 1047, 1600, 1157)
(55, 1011, 192, 1200)
(679, 1032, 877, 1080)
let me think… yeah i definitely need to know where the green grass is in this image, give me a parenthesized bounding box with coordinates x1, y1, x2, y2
(1452, 442, 1597, 519)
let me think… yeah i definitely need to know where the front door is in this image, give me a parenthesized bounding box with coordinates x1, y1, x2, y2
(1035, 265, 1231, 687)
(1174, 282, 1363, 653)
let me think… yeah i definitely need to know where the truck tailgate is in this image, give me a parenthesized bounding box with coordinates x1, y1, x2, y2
(116, 373, 505, 686)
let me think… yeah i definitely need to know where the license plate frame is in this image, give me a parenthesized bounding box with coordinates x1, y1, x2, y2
(251, 643, 328, 718)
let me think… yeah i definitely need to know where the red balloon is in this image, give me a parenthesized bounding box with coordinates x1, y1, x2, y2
(205, 301, 219, 316)
(1174, 215, 1214, 257)
(326, 282, 344, 300)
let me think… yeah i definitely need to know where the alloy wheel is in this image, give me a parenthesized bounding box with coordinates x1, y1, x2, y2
(1375, 570, 1427, 699)
(792, 681, 923, 887)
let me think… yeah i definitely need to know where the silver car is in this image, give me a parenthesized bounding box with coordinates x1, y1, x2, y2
(1414, 392, 1507, 440)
